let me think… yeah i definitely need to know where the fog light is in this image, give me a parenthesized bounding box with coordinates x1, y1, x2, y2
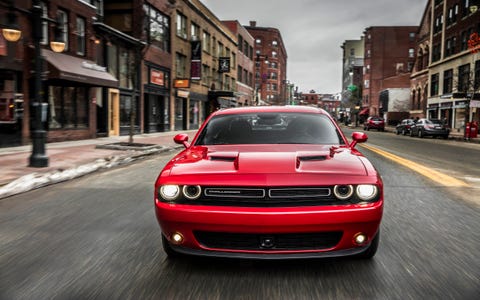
(171, 232, 184, 245)
(354, 233, 367, 245)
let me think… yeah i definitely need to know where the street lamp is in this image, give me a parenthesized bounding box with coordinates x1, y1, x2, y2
(1, 0, 65, 167)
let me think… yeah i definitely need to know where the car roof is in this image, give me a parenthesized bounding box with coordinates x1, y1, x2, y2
(212, 106, 329, 116)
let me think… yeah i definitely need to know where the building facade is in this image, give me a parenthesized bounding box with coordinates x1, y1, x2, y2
(426, 0, 480, 131)
(362, 26, 418, 117)
(245, 21, 288, 106)
(222, 20, 255, 107)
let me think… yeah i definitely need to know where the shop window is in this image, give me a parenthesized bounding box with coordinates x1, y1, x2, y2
(48, 86, 88, 129)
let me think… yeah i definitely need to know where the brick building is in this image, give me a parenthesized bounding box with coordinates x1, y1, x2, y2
(362, 26, 418, 117)
(222, 20, 255, 107)
(410, 1, 432, 120)
(426, 0, 480, 131)
(245, 21, 288, 106)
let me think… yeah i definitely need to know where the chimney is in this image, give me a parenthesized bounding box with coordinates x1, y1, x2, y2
(249, 21, 256, 27)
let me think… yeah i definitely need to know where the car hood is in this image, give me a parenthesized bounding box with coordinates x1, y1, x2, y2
(167, 145, 369, 177)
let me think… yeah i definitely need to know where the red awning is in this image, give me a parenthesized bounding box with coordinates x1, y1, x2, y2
(359, 108, 369, 115)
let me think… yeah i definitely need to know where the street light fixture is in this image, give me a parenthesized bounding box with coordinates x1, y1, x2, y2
(1, 0, 65, 167)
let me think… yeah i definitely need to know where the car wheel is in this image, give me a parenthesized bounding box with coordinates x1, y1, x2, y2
(162, 234, 181, 258)
(418, 130, 423, 138)
(410, 130, 414, 137)
(355, 230, 380, 259)
(443, 135, 449, 139)
(402, 129, 406, 135)
(396, 129, 400, 135)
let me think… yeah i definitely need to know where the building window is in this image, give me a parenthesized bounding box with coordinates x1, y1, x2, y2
(272, 40, 278, 47)
(432, 44, 441, 62)
(255, 38, 261, 44)
(474, 60, 480, 90)
(119, 48, 134, 89)
(443, 69, 453, 94)
(271, 51, 277, 58)
(144, 4, 170, 51)
(76, 17, 86, 56)
(57, 10, 69, 51)
(202, 31, 211, 53)
(40, 1, 48, 45)
(175, 53, 187, 78)
(445, 36, 457, 57)
(409, 48, 415, 58)
(409, 32, 416, 41)
(430, 73, 439, 96)
(48, 86, 89, 129)
(191, 22, 200, 40)
(458, 64, 470, 92)
(176, 13, 187, 39)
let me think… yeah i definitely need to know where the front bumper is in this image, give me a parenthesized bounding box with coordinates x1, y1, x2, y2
(155, 200, 383, 257)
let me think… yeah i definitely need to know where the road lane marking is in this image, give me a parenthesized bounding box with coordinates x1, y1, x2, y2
(360, 144, 469, 187)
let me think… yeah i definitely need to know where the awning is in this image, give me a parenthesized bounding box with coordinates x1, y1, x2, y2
(42, 49, 118, 88)
(359, 108, 369, 115)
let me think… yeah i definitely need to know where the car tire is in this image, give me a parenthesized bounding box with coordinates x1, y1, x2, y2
(418, 130, 423, 138)
(355, 230, 380, 259)
(410, 130, 414, 137)
(443, 135, 449, 139)
(396, 129, 400, 135)
(162, 234, 181, 258)
(402, 129, 406, 135)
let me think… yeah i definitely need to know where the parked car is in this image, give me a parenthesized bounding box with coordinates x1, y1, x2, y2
(363, 116, 385, 131)
(410, 118, 450, 138)
(395, 119, 415, 135)
(154, 106, 383, 260)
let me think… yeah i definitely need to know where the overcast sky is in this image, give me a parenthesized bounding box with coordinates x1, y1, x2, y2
(202, 0, 427, 94)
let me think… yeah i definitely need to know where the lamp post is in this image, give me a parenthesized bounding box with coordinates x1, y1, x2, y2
(1, 0, 65, 167)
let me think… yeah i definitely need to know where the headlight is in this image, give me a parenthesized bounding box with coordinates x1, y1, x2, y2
(183, 185, 202, 200)
(356, 184, 378, 201)
(159, 185, 180, 201)
(333, 185, 354, 200)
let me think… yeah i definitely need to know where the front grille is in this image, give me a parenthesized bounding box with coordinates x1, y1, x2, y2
(194, 231, 343, 251)
(180, 186, 345, 207)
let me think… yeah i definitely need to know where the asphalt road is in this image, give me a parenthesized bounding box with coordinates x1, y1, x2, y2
(1, 135, 479, 300)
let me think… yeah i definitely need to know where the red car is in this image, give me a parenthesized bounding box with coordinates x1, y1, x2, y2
(154, 106, 383, 259)
(363, 116, 385, 131)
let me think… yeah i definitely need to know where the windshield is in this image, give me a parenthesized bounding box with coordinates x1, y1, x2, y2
(195, 112, 344, 145)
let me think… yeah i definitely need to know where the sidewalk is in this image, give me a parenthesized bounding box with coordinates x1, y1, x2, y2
(0, 130, 197, 199)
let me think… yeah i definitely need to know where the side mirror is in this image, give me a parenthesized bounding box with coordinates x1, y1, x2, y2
(350, 132, 368, 149)
(174, 133, 190, 148)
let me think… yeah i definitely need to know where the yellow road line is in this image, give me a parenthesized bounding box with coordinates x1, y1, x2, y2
(360, 144, 469, 187)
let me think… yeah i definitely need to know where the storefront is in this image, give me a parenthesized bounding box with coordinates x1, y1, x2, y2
(41, 50, 118, 142)
(188, 91, 207, 130)
(144, 66, 170, 133)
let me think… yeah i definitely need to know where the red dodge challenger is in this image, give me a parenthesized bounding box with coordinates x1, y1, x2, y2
(154, 106, 383, 259)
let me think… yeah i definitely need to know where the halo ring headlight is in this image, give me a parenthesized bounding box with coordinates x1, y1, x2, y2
(160, 185, 180, 201)
(183, 185, 202, 200)
(356, 184, 378, 201)
(333, 185, 354, 200)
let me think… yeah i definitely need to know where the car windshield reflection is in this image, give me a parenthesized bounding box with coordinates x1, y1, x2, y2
(195, 112, 344, 145)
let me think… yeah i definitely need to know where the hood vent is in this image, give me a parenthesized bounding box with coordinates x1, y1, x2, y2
(209, 156, 236, 162)
(298, 155, 327, 161)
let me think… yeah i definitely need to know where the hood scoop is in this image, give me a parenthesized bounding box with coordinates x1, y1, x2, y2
(208, 151, 240, 169)
(297, 155, 328, 162)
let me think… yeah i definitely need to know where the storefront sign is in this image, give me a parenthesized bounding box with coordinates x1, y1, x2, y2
(150, 69, 165, 86)
(174, 79, 190, 88)
(218, 57, 230, 73)
(470, 100, 480, 108)
(177, 90, 190, 98)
